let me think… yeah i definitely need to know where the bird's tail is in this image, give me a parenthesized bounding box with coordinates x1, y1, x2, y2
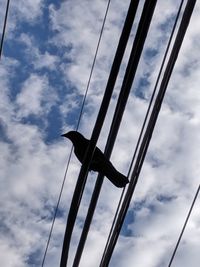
(103, 162, 129, 188)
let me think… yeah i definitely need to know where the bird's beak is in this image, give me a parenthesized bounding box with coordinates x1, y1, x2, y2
(61, 133, 67, 137)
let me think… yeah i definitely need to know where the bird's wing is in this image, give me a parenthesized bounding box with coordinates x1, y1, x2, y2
(89, 147, 106, 171)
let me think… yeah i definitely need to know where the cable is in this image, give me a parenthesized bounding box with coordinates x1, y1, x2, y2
(73, 0, 158, 264)
(72, 1, 140, 266)
(168, 185, 200, 267)
(100, 0, 197, 265)
(60, 0, 139, 261)
(99, 0, 158, 264)
(60, 0, 151, 263)
(0, 0, 10, 60)
(100, 0, 185, 263)
(41, 0, 111, 266)
(102, 0, 197, 263)
(59, 0, 131, 264)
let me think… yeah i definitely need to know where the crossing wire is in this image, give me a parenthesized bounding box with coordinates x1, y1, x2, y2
(41, 0, 111, 266)
(0, 0, 10, 60)
(100, 0, 197, 265)
(168, 185, 200, 267)
(100, 0, 185, 264)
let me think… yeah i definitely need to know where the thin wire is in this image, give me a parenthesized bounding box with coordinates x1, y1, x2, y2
(127, 0, 185, 178)
(168, 185, 200, 267)
(41, 149, 73, 267)
(41, 0, 111, 265)
(0, 0, 10, 60)
(101, 0, 185, 260)
(99, 186, 126, 266)
(75, 1, 110, 131)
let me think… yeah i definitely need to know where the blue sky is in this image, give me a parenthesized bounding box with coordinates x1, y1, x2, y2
(0, 0, 200, 266)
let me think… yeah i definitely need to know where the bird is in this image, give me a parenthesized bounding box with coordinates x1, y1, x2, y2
(61, 131, 129, 188)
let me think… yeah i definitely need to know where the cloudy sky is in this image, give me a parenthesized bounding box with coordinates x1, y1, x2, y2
(0, 0, 200, 266)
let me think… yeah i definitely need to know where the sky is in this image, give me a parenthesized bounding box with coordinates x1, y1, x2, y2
(0, 0, 200, 266)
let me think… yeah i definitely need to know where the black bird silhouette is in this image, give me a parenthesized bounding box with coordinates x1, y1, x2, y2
(62, 131, 129, 188)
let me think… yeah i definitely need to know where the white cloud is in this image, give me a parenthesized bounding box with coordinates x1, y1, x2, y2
(16, 74, 57, 118)
(18, 33, 60, 71)
(49, 0, 130, 94)
(0, 239, 26, 267)
(0, 0, 7, 32)
(0, 0, 45, 42)
(34, 51, 59, 70)
(0, 0, 200, 266)
(10, 0, 44, 23)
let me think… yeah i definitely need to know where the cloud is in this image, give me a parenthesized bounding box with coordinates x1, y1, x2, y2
(18, 33, 60, 71)
(49, 0, 130, 94)
(15, 74, 57, 118)
(10, 0, 44, 23)
(0, 0, 200, 266)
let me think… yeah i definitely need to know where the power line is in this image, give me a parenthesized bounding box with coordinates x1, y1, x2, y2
(100, 0, 185, 263)
(59, 0, 154, 265)
(0, 0, 10, 60)
(168, 184, 200, 267)
(41, 0, 111, 265)
(72, 1, 140, 266)
(100, 0, 197, 265)
(70, 0, 184, 264)
(73, 0, 158, 265)
(59, 0, 134, 263)
(100, 0, 158, 265)
(60, 0, 141, 262)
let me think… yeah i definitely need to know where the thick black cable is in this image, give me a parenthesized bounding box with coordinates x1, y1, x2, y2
(60, 0, 139, 262)
(100, 0, 197, 265)
(0, 0, 10, 60)
(41, 1, 111, 266)
(73, 0, 158, 265)
(60, 0, 135, 264)
(126, 0, 185, 177)
(100, 0, 185, 263)
(102, 0, 197, 263)
(168, 185, 200, 267)
(72, 1, 140, 266)
(100, 0, 158, 264)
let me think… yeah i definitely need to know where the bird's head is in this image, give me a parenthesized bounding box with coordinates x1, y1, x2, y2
(61, 131, 84, 143)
